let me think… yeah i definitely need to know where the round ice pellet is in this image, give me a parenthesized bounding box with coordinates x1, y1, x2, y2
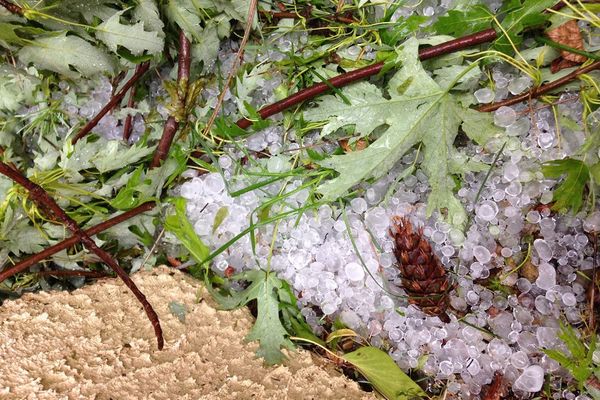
(345, 262, 365, 281)
(476, 200, 499, 221)
(473, 245, 492, 263)
(494, 106, 517, 127)
(474, 88, 494, 104)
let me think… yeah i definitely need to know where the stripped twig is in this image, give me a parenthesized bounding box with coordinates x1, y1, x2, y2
(478, 60, 600, 112)
(235, 28, 497, 129)
(0, 0, 23, 15)
(0, 161, 164, 349)
(36, 270, 109, 279)
(123, 63, 146, 142)
(72, 62, 150, 144)
(150, 30, 191, 168)
(204, 0, 259, 135)
(0, 202, 156, 283)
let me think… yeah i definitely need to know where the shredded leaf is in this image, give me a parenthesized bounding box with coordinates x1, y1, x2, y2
(542, 158, 591, 213)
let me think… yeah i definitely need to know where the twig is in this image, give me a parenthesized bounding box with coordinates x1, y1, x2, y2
(0, 161, 164, 349)
(72, 62, 150, 144)
(204, 0, 259, 134)
(235, 28, 497, 129)
(123, 63, 145, 142)
(0, 0, 23, 15)
(150, 30, 191, 168)
(478, 60, 600, 112)
(0, 202, 156, 283)
(36, 270, 109, 279)
(258, 8, 357, 24)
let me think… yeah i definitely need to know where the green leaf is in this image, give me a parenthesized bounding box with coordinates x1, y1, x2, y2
(304, 38, 487, 226)
(433, 5, 493, 37)
(18, 32, 115, 78)
(0, 65, 40, 112)
(96, 10, 163, 56)
(209, 270, 295, 364)
(165, 0, 203, 41)
(460, 107, 503, 146)
(493, 0, 556, 55)
(542, 158, 590, 213)
(342, 346, 426, 399)
(133, 0, 165, 34)
(164, 197, 211, 275)
(212, 206, 229, 233)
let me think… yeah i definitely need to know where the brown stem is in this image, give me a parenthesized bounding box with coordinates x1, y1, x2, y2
(478, 60, 600, 112)
(0, 0, 23, 15)
(0, 202, 156, 283)
(259, 9, 357, 24)
(150, 31, 191, 168)
(236, 28, 497, 129)
(36, 270, 109, 279)
(0, 161, 164, 350)
(123, 64, 145, 142)
(72, 62, 150, 144)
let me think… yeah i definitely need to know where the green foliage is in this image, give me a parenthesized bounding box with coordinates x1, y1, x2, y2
(544, 324, 599, 394)
(18, 33, 116, 78)
(493, 0, 555, 55)
(341, 346, 427, 399)
(541, 158, 596, 213)
(304, 38, 493, 227)
(433, 4, 493, 37)
(208, 269, 297, 364)
(164, 197, 211, 276)
(96, 10, 164, 56)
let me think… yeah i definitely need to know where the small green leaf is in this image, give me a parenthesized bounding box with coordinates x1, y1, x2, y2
(164, 197, 211, 276)
(342, 346, 426, 399)
(433, 5, 493, 37)
(212, 206, 229, 233)
(326, 328, 359, 343)
(542, 158, 590, 213)
(168, 301, 187, 323)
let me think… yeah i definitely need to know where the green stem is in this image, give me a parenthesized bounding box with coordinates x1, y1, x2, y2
(535, 36, 600, 61)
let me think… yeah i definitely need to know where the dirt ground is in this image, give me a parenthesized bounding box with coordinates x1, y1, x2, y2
(0, 266, 377, 400)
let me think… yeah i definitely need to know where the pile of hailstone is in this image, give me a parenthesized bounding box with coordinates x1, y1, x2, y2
(179, 96, 600, 399)
(49, 1, 599, 397)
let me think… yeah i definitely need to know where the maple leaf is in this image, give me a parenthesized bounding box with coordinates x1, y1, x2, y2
(96, 10, 164, 56)
(542, 158, 592, 213)
(208, 269, 295, 364)
(304, 38, 497, 227)
(18, 33, 115, 78)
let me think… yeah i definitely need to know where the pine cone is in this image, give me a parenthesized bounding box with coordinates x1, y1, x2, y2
(390, 216, 451, 322)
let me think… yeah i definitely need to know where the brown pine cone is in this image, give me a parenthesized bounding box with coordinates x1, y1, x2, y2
(390, 216, 451, 323)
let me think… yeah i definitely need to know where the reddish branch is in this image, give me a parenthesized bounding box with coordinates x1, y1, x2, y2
(0, 161, 163, 349)
(0, 0, 23, 15)
(235, 28, 497, 129)
(478, 60, 600, 112)
(259, 8, 357, 24)
(0, 202, 156, 283)
(122, 63, 146, 142)
(72, 62, 150, 144)
(150, 31, 191, 168)
(36, 270, 109, 279)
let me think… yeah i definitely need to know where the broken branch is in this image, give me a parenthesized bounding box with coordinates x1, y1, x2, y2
(478, 60, 600, 112)
(0, 161, 163, 350)
(150, 30, 191, 168)
(72, 62, 150, 144)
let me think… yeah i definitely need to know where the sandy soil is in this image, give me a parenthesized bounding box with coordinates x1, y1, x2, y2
(0, 266, 377, 400)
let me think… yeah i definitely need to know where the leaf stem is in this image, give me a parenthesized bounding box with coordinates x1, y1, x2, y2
(72, 62, 150, 144)
(535, 36, 600, 61)
(150, 30, 191, 168)
(123, 63, 146, 142)
(478, 60, 600, 112)
(235, 28, 497, 129)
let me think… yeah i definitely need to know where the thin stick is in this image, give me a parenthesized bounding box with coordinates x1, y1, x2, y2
(0, 0, 22, 15)
(150, 30, 191, 168)
(123, 64, 145, 142)
(204, 0, 259, 134)
(36, 270, 109, 279)
(235, 28, 497, 129)
(0, 161, 164, 350)
(72, 62, 150, 144)
(478, 60, 600, 112)
(0, 202, 156, 283)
